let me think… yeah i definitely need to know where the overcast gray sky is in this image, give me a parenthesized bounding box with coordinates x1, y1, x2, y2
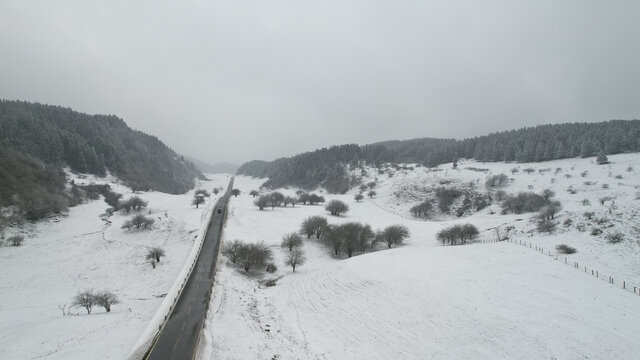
(1, 1, 639, 165)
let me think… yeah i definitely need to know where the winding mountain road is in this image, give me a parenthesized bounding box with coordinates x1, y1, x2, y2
(145, 178, 234, 360)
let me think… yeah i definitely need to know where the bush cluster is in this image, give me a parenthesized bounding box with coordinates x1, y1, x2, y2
(322, 222, 408, 257)
(122, 214, 155, 230)
(556, 244, 576, 254)
(485, 173, 509, 188)
(436, 224, 479, 246)
(221, 240, 273, 272)
(72, 289, 119, 314)
(254, 191, 298, 210)
(501, 191, 552, 214)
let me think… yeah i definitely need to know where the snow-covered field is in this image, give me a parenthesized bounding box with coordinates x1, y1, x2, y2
(0, 172, 231, 360)
(198, 153, 640, 359)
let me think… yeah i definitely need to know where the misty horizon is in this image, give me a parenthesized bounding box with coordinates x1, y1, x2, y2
(2, 1, 639, 165)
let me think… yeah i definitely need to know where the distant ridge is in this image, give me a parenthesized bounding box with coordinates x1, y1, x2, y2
(237, 120, 640, 193)
(185, 155, 238, 174)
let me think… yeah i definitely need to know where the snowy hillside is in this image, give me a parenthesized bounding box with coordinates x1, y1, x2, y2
(197, 153, 640, 359)
(0, 173, 231, 360)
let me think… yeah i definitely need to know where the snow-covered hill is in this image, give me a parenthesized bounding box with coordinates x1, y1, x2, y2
(0, 173, 231, 360)
(197, 153, 640, 359)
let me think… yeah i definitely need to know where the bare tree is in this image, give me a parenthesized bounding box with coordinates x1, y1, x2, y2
(339, 222, 365, 258)
(308, 194, 325, 205)
(238, 242, 272, 273)
(325, 200, 349, 216)
(358, 224, 374, 253)
(322, 225, 343, 256)
(542, 188, 555, 200)
(382, 225, 409, 248)
(95, 290, 119, 312)
(298, 193, 310, 205)
(73, 289, 96, 314)
(212, 188, 220, 195)
(146, 247, 166, 263)
(122, 196, 148, 213)
(538, 201, 562, 220)
(281, 232, 303, 251)
(254, 195, 269, 210)
(221, 240, 244, 264)
(537, 219, 558, 234)
(286, 249, 306, 272)
(300, 216, 329, 239)
(195, 189, 211, 198)
(267, 192, 285, 208)
(192, 195, 205, 208)
(127, 214, 155, 229)
(283, 196, 297, 207)
(57, 303, 69, 316)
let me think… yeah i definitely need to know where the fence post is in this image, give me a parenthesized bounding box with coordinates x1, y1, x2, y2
(623, 281, 625, 289)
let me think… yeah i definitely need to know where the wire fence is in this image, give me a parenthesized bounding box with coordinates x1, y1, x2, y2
(478, 237, 640, 298)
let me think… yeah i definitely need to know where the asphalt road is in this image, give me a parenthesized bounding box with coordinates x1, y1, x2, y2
(145, 178, 234, 360)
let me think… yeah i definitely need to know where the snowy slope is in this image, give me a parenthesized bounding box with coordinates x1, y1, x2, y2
(198, 153, 640, 359)
(0, 172, 231, 360)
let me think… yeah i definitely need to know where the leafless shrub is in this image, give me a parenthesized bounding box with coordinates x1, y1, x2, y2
(537, 219, 558, 234)
(583, 211, 595, 220)
(556, 244, 576, 254)
(95, 290, 119, 312)
(606, 232, 624, 244)
(591, 227, 603, 236)
(57, 303, 69, 316)
(8, 235, 24, 246)
(485, 173, 509, 188)
(582, 199, 591, 206)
